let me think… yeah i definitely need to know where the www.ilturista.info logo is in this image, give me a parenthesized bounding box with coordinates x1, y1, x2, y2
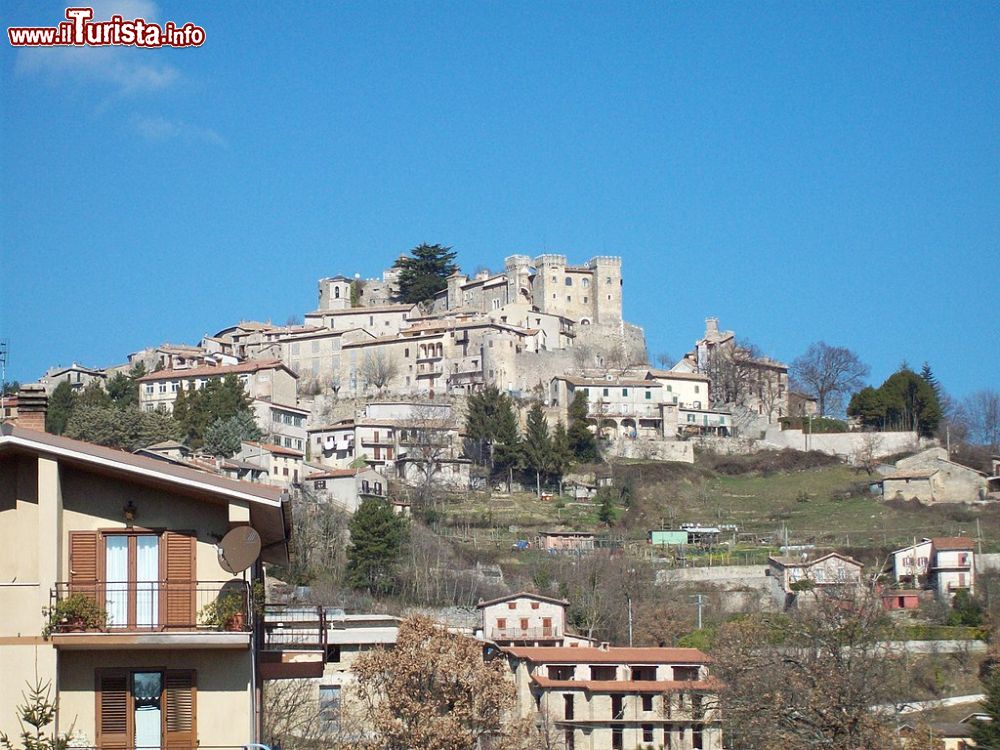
(8, 7, 205, 48)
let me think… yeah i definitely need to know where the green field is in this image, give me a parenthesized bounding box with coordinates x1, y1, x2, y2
(434, 455, 1000, 556)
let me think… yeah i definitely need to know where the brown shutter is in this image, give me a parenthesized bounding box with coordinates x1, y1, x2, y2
(162, 532, 195, 628)
(163, 670, 197, 749)
(96, 670, 130, 750)
(69, 531, 99, 600)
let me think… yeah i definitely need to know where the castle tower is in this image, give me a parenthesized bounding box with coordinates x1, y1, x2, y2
(588, 256, 622, 325)
(446, 271, 468, 310)
(504, 255, 532, 307)
(532, 254, 568, 316)
(318, 276, 352, 311)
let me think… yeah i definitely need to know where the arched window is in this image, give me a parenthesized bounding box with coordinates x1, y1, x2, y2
(334, 287, 340, 298)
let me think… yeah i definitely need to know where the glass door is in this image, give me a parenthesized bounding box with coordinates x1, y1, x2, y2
(105, 535, 129, 628)
(105, 533, 161, 629)
(133, 672, 162, 750)
(135, 536, 159, 628)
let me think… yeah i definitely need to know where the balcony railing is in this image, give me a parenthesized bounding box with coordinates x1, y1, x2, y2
(50, 580, 250, 633)
(262, 604, 328, 651)
(489, 626, 560, 641)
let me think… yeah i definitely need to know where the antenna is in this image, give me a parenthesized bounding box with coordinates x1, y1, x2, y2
(217, 526, 262, 574)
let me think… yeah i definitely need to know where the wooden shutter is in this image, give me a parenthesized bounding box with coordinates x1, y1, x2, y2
(162, 532, 195, 628)
(69, 531, 99, 600)
(96, 671, 130, 750)
(163, 670, 197, 750)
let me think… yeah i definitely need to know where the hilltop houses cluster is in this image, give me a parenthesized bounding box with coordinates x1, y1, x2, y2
(25, 253, 811, 506)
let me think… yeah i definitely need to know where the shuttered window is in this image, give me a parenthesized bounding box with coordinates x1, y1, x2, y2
(96, 669, 197, 750)
(164, 670, 197, 749)
(69, 531, 99, 599)
(162, 532, 195, 628)
(96, 671, 130, 750)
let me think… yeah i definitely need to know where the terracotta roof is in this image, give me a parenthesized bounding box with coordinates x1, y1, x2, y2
(767, 552, 864, 569)
(556, 376, 661, 388)
(932, 537, 975, 550)
(307, 468, 359, 479)
(243, 441, 304, 458)
(136, 359, 295, 382)
(645, 369, 710, 382)
(477, 591, 570, 609)
(503, 646, 709, 664)
(531, 675, 719, 693)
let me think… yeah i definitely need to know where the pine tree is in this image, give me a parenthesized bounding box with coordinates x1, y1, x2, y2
(920, 361, 942, 400)
(393, 243, 459, 304)
(521, 402, 552, 497)
(346, 498, 408, 595)
(203, 412, 262, 457)
(45, 382, 76, 434)
(567, 391, 599, 462)
(0, 678, 70, 750)
(550, 421, 573, 486)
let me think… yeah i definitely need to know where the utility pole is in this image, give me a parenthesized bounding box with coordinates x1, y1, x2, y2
(626, 593, 633, 647)
(690, 593, 707, 630)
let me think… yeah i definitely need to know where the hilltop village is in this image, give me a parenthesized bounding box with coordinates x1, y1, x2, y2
(3, 247, 998, 750)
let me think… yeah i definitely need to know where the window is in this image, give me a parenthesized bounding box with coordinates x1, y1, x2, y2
(687, 414, 696, 423)
(508, 602, 516, 610)
(622, 388, 628, 396)
(144, 384, 154, 395)
(325, 645, 341, 662)
(645, 390, 652, 400)
(564, 694, 574, 720)
(566, 296, 572, 302)
(405, 347, 410, 357)
(97, 669, 195, 750)
(641, 694, 653, 711)
(334, 287, 340, 298)
(603, 388, 609, 397)
(582, 278, 590, 288)
(583, 297, 588, 303)
(642, 725, 654, 743)
(496, 617, 506, 629)
(531, 601, 539, 609)
(564, 277, 572, 286)
(694, 385, 700, 393)
(319, 685, 342, 731)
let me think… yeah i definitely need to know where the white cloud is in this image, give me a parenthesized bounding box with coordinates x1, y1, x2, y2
(14, 0, 179, 95)
(131, 115, 227, 147)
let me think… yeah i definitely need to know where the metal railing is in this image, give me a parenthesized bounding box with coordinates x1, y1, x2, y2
(50, 581, 250, 633)
(262, 604, 327, 651)
(490, 626, 560, 641)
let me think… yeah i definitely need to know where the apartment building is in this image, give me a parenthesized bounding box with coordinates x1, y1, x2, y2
(477, 592, 571, 646)
(253, 398, 309, 454)
(0, 423, 300, 748)
(236, 441, 305, 487)
(39, 363, 106, 394)
(136, 359, 298, 413)
(504, 644, 721, 750)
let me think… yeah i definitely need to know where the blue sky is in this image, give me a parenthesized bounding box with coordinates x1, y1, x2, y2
(1, 1, 997, 399)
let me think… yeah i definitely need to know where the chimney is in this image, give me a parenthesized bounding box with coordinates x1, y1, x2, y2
(599, 641, 609, 651)
(705, 317, 719, 338)
(16, 384, 47, 432)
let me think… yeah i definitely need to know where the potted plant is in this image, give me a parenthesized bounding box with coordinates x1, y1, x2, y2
(198, 592, 247, 631)
(43, 593, 107, 638)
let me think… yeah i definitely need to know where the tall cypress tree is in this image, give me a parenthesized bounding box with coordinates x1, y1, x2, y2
(521, 402, 552, 497)
(567, 391, 599, 462)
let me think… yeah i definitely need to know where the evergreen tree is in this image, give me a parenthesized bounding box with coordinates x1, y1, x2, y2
(550, 421, 574, 483)
(105, 372, 134, 407)
(492, 397, 522, 480)
(972, 662, 1000, 749)
(45, 382, 76, 435)
(567, 391, 599, 462)
(76, 380, 111, 409)
(521, 402, 552, 497)
(346, 498, 408, 595)
(203, 411, 263, 457)
(847, 368, 942, 437)
(138, 408, 180, 447)
(171, 384, 192, 442)
(392, 243, 459, 304)
(920, 361, 942, 400)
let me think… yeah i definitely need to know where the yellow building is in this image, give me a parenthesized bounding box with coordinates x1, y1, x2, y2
(0, 424, 310, 749)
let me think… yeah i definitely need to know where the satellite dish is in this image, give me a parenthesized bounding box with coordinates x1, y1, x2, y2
(218, 526, 262, 574)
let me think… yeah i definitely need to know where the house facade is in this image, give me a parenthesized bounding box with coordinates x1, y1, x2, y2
(891, 537, 975, 600)
(136, 359, 299, 414)
(503, 645, 721, 750)
(767, 552, 865, 610)
(477, 592, 570, 646)
(0, 424, 297, 748)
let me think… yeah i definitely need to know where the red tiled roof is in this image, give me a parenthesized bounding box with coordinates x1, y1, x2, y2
(136, 359, 295, 382)
(531, 675, 719, 693)
(932, 537, 975, 550)
(503, 646, 709, 664)
(244, 441, 304, 458)
(307, 468, 359, 479)
(477, 591, 570, 609)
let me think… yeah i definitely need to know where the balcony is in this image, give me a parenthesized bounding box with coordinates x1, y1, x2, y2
(48, 581, 251, 649)
(589, 404, 662, 419)
(416, 366, 443, 378)
(489, 626, 560, 642)
(260, 605, 328, 679)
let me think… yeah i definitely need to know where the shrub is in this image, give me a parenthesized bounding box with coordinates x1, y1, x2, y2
(42, 593, 107, 638)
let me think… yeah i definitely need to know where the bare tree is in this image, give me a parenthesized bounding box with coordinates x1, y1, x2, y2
(704, 339, 767, 410)
(361, 350, 400, 394)
(791, 342, 870, 417)
(352, 616, 523, 750)
(398, 404, 455, 510)
(711, 585, 910, 750)
(961, 388, 1000, 451)
(855, 432, 885, 475)
(655, 352, 675, 369)
(263, 678, 366, 750)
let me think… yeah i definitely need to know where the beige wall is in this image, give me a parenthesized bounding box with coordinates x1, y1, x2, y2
(58, 650, 253, 746)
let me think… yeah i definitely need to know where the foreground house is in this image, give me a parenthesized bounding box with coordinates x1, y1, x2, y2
(879, 447, 990, 503)
(503, 644, 721, 750)
(0, 424, 312, 748)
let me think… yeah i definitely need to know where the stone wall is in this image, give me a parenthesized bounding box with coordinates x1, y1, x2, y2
(761, 426, 925, 462)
